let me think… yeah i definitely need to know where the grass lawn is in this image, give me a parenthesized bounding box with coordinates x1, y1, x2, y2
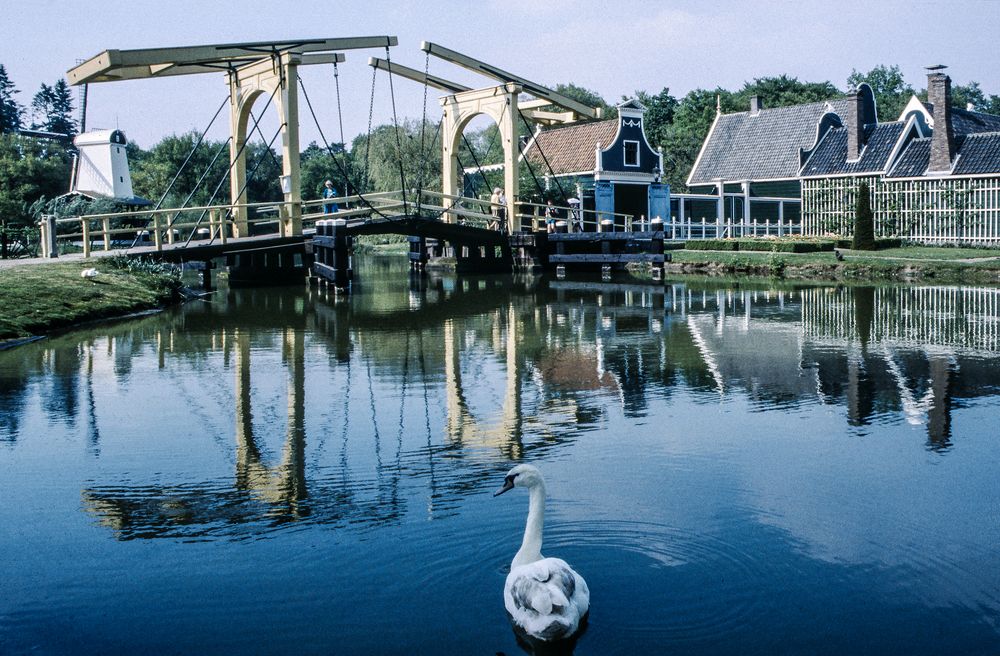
(0, 260, 181, 342)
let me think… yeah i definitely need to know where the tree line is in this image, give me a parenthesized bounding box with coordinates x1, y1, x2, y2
(2, 63, 999, 236)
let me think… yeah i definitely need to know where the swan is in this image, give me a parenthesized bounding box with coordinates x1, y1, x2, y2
(494, 464, 590, 642)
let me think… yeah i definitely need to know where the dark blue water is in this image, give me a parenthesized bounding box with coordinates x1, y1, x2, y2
(2, 261, 999, 654)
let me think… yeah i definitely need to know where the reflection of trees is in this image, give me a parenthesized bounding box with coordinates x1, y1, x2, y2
(8, 272, 1000, 543)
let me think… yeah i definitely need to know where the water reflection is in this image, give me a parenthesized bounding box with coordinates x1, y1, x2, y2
(1, 276, 999, 543)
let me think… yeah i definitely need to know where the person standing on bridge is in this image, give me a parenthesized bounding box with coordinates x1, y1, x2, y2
(489, 187, 502, 231)
(544, 200, 559, 233)
(322, 180, 340, 214)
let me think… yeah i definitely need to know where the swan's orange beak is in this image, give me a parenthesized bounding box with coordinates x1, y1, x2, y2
(494, 478, 515, 497)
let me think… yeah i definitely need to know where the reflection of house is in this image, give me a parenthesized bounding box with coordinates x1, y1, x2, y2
(522, 99, 668, 225)
(689, 67, 1000, 244)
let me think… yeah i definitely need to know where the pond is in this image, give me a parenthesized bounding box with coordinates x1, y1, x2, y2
(2, 260, 999, 654)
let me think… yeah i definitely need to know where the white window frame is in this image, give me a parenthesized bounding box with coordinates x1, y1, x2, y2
(623, 140, 640, 167)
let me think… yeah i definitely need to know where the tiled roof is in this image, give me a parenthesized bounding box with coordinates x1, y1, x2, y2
(523, 119, 619, 175)
(688, 98, 850, 184)
(953, 132, 1000, 175)
(922, 102, 1000, 135)
(886, 138, 930, 178)
(800, 122, 905, 177)
(887, 131, 1000, 178)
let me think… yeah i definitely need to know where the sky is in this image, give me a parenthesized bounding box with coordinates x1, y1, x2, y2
(3, 0, 1000, 149)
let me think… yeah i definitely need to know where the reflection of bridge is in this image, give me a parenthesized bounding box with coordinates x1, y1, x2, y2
(6, 276, 998, 539)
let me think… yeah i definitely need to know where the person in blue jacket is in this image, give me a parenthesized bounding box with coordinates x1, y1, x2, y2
(322, 180, 339, 214)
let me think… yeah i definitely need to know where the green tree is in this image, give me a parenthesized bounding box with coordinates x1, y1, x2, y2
(0, 64, 24, 134)
(658, 88, 736, 190)
(0, 133, 72, 226)
(633, 87, 677, 147)
(350, 119, 441, 194)
(29, 80, 76, 136)
(847, 65, 914, 122)
(735, 75, 841, 110)
(951, 81, 987, 111)
(853, 180, 876, 250)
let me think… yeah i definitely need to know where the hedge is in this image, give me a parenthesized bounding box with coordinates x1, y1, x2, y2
(684, 239, 740, 251)
(685, 238, 834, 253)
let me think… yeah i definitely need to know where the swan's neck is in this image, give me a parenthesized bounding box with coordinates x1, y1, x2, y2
(512, 482, 545, 568)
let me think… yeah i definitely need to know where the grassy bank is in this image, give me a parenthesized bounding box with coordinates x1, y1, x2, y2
(667, 245, 1000, 283)
(0, 258, 182, 343)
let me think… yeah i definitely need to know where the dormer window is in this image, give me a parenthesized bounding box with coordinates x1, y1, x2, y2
(624, 140, 639, 167)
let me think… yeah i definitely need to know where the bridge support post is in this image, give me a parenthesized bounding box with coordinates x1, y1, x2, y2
(228, 52, 303, 239)
(331, 218, 351, 292)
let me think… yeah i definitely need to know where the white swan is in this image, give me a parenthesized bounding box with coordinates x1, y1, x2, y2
(494, 464, 590, 642)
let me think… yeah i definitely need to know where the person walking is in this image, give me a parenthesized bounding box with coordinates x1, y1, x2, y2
(489, 187, 502, 231)
(322, 180, 339, 214)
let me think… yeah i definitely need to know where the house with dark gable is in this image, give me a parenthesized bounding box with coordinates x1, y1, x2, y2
(522, 99, 668, 227)
(690, 66, 1000, 244)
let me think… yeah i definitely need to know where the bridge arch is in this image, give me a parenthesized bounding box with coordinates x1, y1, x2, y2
(440, 83, 521, 232)
(228, 52, 303, 239)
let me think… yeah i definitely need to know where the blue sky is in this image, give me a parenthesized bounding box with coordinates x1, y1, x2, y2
(4, 0, 1000, 147)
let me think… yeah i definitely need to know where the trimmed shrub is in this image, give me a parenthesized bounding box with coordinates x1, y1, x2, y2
(736, 238, 835, 253)
(685, 239, 739, 251)
(853, 180, 876, 250)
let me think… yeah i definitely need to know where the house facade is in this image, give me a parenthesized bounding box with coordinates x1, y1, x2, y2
(522, 99, 668, 227)
(690, 66, 1000, 244)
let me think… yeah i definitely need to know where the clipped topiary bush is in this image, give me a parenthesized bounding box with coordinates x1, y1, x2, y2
(853, 180, 876, 251)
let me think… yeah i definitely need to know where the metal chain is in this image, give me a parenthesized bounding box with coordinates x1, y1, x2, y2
(363, 63, 377, 191)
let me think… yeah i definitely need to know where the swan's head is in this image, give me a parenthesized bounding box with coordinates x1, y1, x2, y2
(493, 463, 544, 497)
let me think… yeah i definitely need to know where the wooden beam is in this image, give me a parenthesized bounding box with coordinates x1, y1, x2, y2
(68, 36, 396, 85)
(522, 109, 578, 124)
(368, 57, 470, 93)
(420, 41, 599, 119)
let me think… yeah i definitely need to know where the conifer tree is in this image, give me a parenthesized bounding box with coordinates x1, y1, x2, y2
(0, 64, 24, 133)
(853, 180, 876, 250)
(30, 79, 75, 136)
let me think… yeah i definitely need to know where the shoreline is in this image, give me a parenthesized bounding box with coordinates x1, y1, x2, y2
(0, 260, 183, 349)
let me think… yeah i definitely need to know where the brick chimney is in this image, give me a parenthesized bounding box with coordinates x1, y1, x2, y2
(846, 89, 865, 161)
(750, 95, 762, 115)
(927, 66, 956, 173)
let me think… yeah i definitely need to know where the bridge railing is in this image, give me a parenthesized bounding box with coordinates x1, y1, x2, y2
(512, 200, 635, 233)
(41, 200, 304, 258)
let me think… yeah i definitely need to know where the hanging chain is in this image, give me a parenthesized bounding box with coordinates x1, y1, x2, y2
(332, 60, 347, 193)
(363, 62, 377, 191)
(415, 50, 432, 216)
(384, 45, 409, 214)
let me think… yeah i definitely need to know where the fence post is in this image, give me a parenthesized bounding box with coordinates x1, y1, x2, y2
(102, 218, 111, 251)
(81, 218, 91, 258)
(778, 202, 785, 237)
(219, 210, 228, 245)
(166, 214, 176, 245)
(153, 214, 163, 251)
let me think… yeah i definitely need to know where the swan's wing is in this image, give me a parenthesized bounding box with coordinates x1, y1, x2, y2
(508, 559, 577, 617)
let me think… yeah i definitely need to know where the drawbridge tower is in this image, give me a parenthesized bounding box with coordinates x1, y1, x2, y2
(370, 42, 602, 233)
